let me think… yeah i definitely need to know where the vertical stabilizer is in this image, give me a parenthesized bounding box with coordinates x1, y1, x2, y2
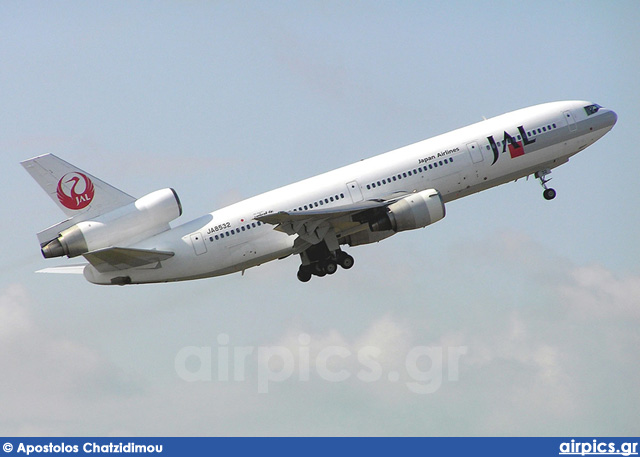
(21, 154, 137, 245)
(21, 154, 135, 218)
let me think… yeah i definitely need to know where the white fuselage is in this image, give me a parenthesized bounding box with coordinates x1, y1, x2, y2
(83, 100, 617, 285)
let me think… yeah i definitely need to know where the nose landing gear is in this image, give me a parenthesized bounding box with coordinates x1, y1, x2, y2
(543, 188, 557, 200)
(535, 169, 556, 200)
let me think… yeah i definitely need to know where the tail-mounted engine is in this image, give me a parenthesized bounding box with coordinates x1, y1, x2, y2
(369, 188, 445, 233)
(41, 188, 182, 258)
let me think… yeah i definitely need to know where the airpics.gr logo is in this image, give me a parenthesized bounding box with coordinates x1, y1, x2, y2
(56, 172, 95, 210)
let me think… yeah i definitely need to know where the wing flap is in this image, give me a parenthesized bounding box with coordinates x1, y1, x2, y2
(83, 247, 174, 273)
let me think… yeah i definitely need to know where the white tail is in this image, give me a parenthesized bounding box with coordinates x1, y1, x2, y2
(21, 154, 136, 246)
(22, 154, 182, 268)
(21, 154, 135, 217)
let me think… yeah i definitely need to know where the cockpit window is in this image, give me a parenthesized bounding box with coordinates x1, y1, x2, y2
(584, 104, 602, 116)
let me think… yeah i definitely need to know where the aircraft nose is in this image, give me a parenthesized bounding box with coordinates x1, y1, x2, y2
(601, 108, 618, 128)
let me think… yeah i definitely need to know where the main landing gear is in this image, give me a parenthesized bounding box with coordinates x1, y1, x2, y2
(296, 249, 354, 282)
(535, 169, 556, 200)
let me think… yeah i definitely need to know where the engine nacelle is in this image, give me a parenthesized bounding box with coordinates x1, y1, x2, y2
(369, 189, 445, 233)
(41, 188, 182, 258)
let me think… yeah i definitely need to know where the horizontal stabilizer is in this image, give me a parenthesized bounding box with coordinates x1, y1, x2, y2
(37, 218, 78, 247)
(37, 264, 87, 275)
(83, 247, 174, 273)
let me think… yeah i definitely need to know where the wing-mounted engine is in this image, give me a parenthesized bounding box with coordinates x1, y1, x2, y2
(41, 188, 182, 258)
(369, 188, 445, 233)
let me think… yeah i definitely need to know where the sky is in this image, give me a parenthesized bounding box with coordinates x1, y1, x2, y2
(1, 1, 639, 436)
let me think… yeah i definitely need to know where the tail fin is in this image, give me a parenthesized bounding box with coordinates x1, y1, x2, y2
(21, 154, 136, 245)
(21, 154, 135, 217)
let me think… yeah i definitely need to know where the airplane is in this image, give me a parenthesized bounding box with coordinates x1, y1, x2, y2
(21, 100, 617, 285)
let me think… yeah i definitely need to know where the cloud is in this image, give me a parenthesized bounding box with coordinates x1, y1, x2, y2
(0, 284, 142, 435)
(560, 264, 640, 319)
(2, 230, 639, 436)
(0, 284, 34, 340)
(457, 309, 584, 434)
(438, 231, 640, 435)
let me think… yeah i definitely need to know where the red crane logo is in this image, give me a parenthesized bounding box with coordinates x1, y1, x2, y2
(56, 172, 95, 210)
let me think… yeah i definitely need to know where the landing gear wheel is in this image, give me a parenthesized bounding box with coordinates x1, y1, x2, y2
(297, 266, 312, 282)
(337, 253, 354, 270)
(322, 260, 338, 275)
(313, 263, 326, 277)
(543, 188, 556, 200)
(536, 169, 556, 200)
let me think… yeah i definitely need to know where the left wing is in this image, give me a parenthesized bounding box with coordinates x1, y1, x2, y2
(255, 192, 410, 252)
